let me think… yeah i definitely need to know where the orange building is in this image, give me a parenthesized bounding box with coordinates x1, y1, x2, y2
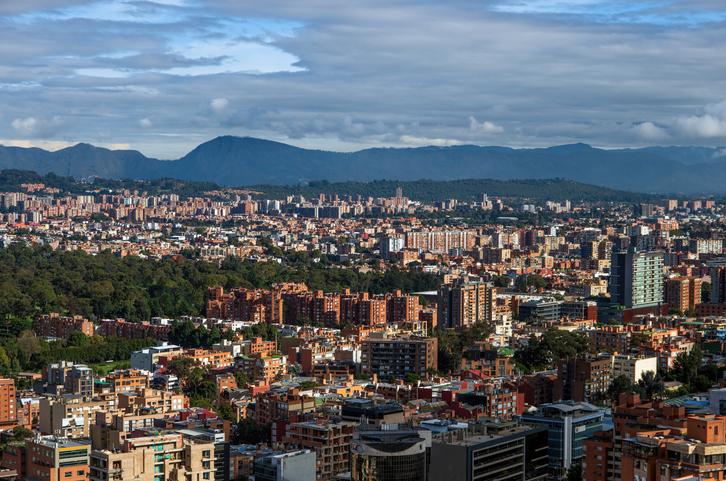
(166, 349, 234, 369)
(387, 290, 421, 322)
(0, 378, 17, 428)
(105, 369, 149, 393)
(665, 276, 702, 313)
(34, 313, 94, 339)
(249, 337, 277, 357)
(26, 437, 90, 481)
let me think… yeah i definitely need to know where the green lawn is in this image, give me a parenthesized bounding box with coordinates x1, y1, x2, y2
(90, 360, 131, 376)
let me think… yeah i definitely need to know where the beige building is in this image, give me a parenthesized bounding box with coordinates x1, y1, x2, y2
(39, 394, 117, 438)
(284, 421, 357, 481)
(117, 388, 186, 415)
(90, 431, 215, 481)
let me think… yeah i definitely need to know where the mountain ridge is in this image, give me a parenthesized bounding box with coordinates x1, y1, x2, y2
(0, 136, 724, 194)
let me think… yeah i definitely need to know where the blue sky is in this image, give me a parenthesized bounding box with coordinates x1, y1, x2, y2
(0, 0, 725, 157)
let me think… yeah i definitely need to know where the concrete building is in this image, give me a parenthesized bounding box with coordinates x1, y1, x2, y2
(555, 355, 612, 403)
(709, 258, 726, 303)
(26, 437, 90, 481)
(39, 395, 116, 438)
(608, 248, 664, 309)
(65, 365, 94, 397)
(429, 422, 548, 481)
(517, 299, 561, 323)
(610, 354, 658, 383)
(360, 335, 438, 380)
(0, 378, 17, 428)
(89, 431, 216, 481)
(41, 361, 93, 397)
(520, 401, 604, 479)
(351, 426, 431, 481)
(252, 450, 316, 481)
(283, 420, 356, 481)
(130, 344, 183, 372)
(438, 278, 496, 329)
(341, 398, 405, 426)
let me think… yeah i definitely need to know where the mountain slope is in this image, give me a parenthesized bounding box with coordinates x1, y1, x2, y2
(0, 136, 724, 193)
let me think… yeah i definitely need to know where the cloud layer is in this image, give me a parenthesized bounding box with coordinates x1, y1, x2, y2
(1, 0, 726, 157)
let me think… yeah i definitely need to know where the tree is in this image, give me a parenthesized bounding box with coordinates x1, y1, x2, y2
(491, 275, 511, 288)
(405, 373, 421, 384)
(636, 371, 664, 400)
(167, 357, 197, 381)
(16, 331, 41, 366)
(671, 347, 703, 388)
(607, 375, 634, 401)
(434, 322, 494, 374)
(235, 419, 270, 444)
(514, 330, 590, 373)
(567, 463, 582, 481)
(515, 274, 547, 293)
(234, 371, 249, 388)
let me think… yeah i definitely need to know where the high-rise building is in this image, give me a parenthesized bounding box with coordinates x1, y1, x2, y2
(555, 355, 612, 403)
(283, 420, 356, 481)
(437, 278, 496, 329)
(709, 258, 726, 303)
(360, 335, 438, 379)
(380, 235, 405, 259)
(350, 426, 431, 481)
(0, 378, 17, 428)
(665, 276, 702, 313)
(520, 401, 604, 479)
(429, 422, 548, 481)
(608, 248, 664, 309)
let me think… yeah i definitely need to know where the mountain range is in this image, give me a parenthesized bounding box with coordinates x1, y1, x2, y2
(0, 136, 723, 194)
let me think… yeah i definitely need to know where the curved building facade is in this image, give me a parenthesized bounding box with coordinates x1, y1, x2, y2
(350, 428, 430, 481)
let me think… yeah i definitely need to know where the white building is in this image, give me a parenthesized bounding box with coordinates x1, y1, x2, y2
(611, 354, 658, 383)
(130, 343, 183, 372)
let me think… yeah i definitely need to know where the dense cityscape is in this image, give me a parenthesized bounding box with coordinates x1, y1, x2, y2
(2, 0, 726, 480)
(0, 172, 724, 481)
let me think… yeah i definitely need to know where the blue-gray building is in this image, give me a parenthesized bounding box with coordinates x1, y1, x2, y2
(520, 401, 604, 478)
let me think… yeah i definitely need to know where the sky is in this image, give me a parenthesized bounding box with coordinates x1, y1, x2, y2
(1, 0, 726, 158)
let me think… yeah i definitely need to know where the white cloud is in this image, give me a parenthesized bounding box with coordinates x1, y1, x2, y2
(210, 98, 229, 113)
(0, 138, 73, 150)
(399, 135, 463, 147)
(674, 100, 726, 139)
(10, 116, 63, 138)
(469, 116, 504, 134)
(632, 121, 669, 141)
(676, 116, 726, 139)
(139, 118, 153, 128)
(11, 117, 38, 135)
